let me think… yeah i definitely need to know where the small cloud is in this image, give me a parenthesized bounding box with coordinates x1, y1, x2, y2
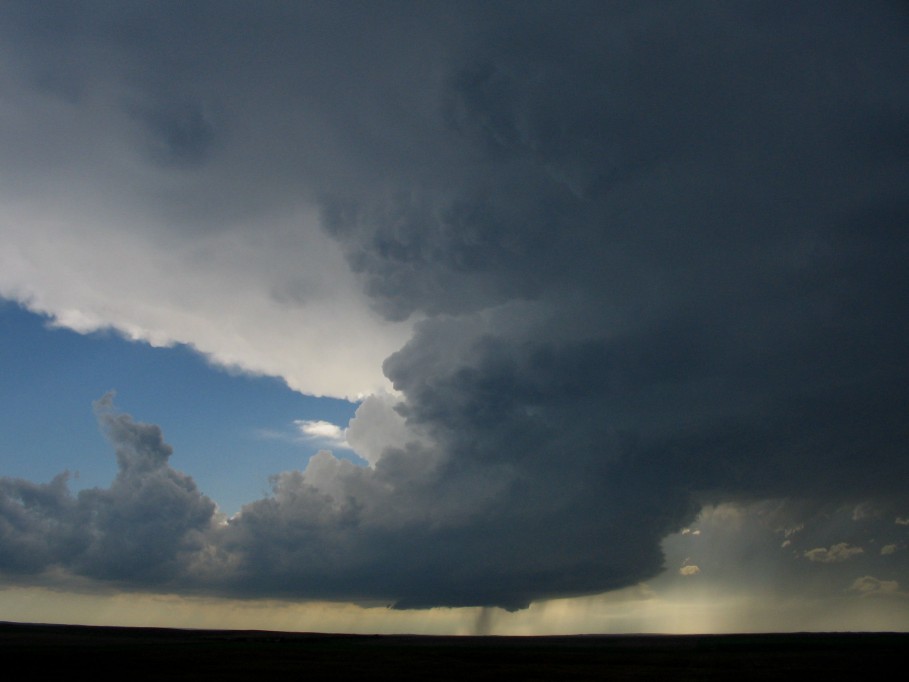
(880, 544, 898, 556)
(895, 517, 909, 526)
(680, 528, 700, 536)
(852, 503, 879, 521)
(782, 523, 804, 538)
(781, 539, 791, 548)
(679, 557, 700, 576)
(702, 504, 743, 526)
(803, 543, 864, 563)
(849, 576, 905, 598)
(293, 420, 348, 448)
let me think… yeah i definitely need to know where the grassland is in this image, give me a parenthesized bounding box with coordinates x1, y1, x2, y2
(1, 622, 904, 680)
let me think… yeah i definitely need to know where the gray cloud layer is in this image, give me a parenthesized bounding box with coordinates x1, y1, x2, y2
(1, 2, 907, 609)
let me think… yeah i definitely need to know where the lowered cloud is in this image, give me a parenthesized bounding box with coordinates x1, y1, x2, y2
(0, 2, 908, 613)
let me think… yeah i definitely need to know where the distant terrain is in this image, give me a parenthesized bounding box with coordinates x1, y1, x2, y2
(1, 622, 905, 680)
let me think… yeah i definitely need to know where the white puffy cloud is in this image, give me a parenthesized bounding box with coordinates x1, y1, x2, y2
(294, 420, 348, 449)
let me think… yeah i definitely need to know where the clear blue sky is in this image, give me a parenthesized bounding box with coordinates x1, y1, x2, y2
(0, 302, 358, 516)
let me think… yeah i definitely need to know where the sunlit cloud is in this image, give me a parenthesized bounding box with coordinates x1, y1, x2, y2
(804, 544, 865, 564)
(852, 503, 881, 521)
(849, 577, 905, 598)
(781, 523, 804, 538)
(679, 557, 701, 577)
(293, 419, 349, 449)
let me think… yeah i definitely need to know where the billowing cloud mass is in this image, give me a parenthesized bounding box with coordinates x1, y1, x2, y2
(1, 2, 908, 612)
(0, 395, 214, 584)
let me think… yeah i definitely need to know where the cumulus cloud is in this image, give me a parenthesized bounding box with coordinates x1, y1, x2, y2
(679, 565, 701, 577)
(803, 544, 865, 564)
(880, 544, 898, 556)
(657, 500, 909, 603)
(293, 420, 348, 449)
(0, 397, 679, 609)
(344, 392, 413, 467)
(1, 2, 908, 610)
(0, 395, 216, 584)
(849, 576, 904, 598)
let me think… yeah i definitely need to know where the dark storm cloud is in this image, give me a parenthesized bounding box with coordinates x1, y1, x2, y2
(335, 2, 909, 479)
(0, 2, 907, 609)
(0, 0, 460, 231)
(135, 101, 218, 168)
(319, 0, 909, 605)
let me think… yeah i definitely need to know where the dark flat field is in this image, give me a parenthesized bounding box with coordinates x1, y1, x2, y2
(1, 622, 905, 681)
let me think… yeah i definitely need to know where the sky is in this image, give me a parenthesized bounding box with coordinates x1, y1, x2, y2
(0, 1, 908, 634)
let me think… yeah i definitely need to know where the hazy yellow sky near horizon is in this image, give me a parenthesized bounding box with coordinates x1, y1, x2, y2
(2, 581, 906, 636)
